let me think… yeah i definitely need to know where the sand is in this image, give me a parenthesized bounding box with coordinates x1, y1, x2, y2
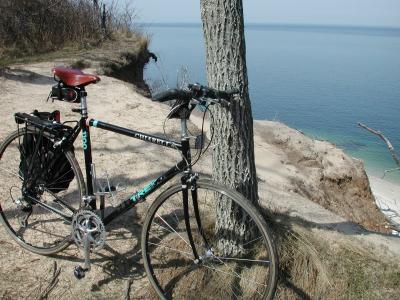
(369, 175, 400, 235)
(0, 61, 399, 299)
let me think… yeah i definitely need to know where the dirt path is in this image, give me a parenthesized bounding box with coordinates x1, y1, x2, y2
(0, 62, 193, 299)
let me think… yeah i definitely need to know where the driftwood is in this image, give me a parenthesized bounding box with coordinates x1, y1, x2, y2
(358, 122, 400, 176)
(358, 122, 400, 232)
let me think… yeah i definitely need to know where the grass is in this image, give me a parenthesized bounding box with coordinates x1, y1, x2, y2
(0, 44, 95, 68)
(70, 59, 92, 70)
(0, 0, 145, 69)
(274, 224, 400, 299)
(0, 30, 148, 66)
(0, 30, 151, 95)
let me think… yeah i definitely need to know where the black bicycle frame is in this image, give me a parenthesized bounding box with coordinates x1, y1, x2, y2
(59, 116, 192, 226)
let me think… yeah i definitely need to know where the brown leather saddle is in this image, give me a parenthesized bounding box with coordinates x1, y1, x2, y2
(52, 66, 100, 87)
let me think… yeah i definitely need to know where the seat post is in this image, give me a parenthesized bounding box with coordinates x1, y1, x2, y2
(80, 91, 88, 118)
(181, 118, 189, 138)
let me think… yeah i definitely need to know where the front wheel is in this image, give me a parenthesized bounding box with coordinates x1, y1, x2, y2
(141, 180, 278, 299)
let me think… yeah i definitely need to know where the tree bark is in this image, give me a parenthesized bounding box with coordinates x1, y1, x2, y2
(200, 0, 258, 203)
(200, 0, 258, 254)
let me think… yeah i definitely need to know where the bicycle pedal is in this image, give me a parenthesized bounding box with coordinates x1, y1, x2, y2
(73, 265, 87, 279)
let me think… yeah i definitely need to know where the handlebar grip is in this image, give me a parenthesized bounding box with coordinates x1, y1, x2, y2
(212, 89, 238, 101)
(152, 89, 193, 102)
(204, 88, 239, 101)
(187, 84, 239, 101)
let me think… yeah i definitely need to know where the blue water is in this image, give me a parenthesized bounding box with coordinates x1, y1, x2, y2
(141, 23, 400, 182)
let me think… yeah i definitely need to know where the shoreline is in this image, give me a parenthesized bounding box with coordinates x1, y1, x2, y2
(367, 174, 400, 234)
(298, 128, 400, 183)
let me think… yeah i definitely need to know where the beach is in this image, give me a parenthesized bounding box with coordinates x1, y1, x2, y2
(144, 23, 400, 184)
(368, 175, 400, 235)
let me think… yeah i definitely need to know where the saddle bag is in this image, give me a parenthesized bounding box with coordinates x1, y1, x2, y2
(50, 82, 81, 103)
(16, 110, 75, 194)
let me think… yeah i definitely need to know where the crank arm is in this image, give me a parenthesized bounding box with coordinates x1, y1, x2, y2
(74, 232, 91, 279)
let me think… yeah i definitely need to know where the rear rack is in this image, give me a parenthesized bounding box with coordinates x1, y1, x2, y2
(14, 112, 72, 138)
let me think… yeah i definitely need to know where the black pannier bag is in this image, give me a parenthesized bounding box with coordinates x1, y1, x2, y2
(16, 110, 75, 194)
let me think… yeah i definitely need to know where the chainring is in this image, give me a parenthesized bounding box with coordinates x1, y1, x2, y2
(72, 210, 106, 252)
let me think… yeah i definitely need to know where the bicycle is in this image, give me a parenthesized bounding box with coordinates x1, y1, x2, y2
(0, 66, 278, 299)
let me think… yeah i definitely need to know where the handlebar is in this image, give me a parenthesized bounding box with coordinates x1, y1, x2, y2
(188, 84, 239, 101)
(152, 84, 239, 104)
(152, 89, 193, 102)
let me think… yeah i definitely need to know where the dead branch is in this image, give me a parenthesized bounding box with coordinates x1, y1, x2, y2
(123, 278, 133, 300)
(358, 122, 400, 168)
(29, 0, 65, 16)
(383, 167, 400, 177)
(36, 261, 61, 300)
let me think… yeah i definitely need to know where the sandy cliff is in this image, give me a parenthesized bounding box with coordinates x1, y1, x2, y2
(253, 121, 389, 233)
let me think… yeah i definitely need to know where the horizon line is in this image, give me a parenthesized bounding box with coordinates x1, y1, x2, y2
(136, 22, 400, 30)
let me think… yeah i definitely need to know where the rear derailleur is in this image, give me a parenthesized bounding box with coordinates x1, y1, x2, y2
(15, 196, 32, 228)
(16, 183, 47, 228)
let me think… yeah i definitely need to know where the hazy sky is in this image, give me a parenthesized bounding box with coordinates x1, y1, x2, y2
(128, 0, 400, 27)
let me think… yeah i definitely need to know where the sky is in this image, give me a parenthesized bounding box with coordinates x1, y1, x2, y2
(126, 0, 400, 27)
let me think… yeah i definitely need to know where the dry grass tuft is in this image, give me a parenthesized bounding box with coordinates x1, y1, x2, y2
(0, 0, 101, 59)
(272, 222, 400, 299)
(70, 59, 92, 70)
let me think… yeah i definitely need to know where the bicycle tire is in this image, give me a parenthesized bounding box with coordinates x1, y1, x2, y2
(141, 179, 278, 300)
(0, 128, 85, 255)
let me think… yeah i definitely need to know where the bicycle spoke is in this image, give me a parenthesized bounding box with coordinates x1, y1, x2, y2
(242, 235, 263, 247)
(46, 169, 74, 186)
(154, 212, 191, 248)
(203, 263, 242, 299)
(143, 181, 277, 299)
(148, 241, 194, 259)
(0, 166, 23, 180)
(201, 262, 265, 296)
(214, 256, 270, 264)
(211, 254, 248, 292)
(150, 219, 206, 251)
(0, 129, 83, 253)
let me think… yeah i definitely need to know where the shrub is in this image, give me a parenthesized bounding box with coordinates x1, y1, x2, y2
(0, 0, 137, 59)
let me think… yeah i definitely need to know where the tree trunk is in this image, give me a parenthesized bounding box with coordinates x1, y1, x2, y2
(200, 0, 258, 254)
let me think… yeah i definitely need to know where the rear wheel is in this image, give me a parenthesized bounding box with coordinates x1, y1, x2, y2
(0, 129, 85, 255)
(142, 180, 278, 299)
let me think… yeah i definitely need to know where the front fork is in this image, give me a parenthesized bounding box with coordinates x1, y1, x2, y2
(181, 173, 210, 263)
